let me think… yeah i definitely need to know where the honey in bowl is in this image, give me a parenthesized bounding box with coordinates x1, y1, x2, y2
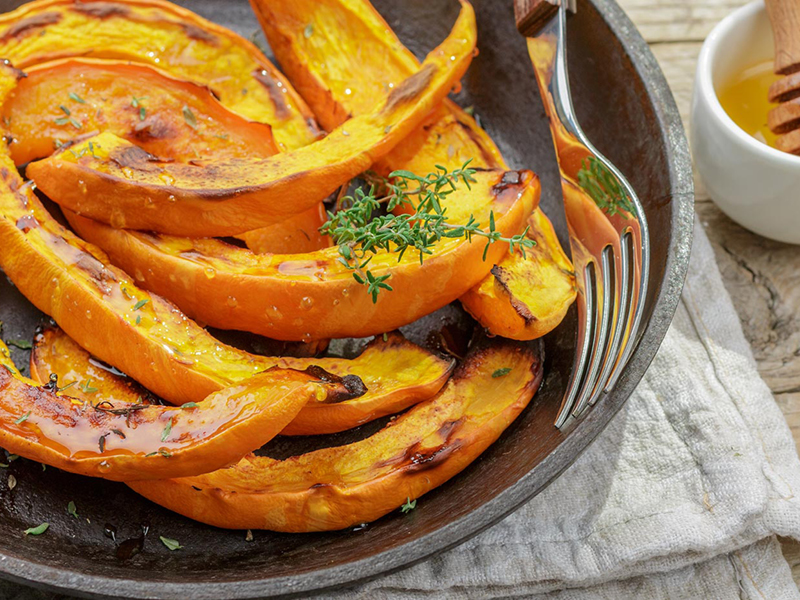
(717, 59, 780, 148)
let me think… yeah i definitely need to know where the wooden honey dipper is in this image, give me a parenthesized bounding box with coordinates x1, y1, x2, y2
(766, 0, 800, 154)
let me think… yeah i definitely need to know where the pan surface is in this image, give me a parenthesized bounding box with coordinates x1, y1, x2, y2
(0, 0, 693, 597)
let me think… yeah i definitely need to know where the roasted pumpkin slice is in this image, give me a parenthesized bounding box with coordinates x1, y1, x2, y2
(252, 0, 577, 339)
(238, 204, 331, 255)
(2, 354, 351, 482)
(27, 2, 478, 237)
(30, 326, 158, 406)
(2, 58, 279, 166)
(0, 148, 456, 427)
(65, 168, 537, 340)
(31, 327, 455, 436)
(460, 210, 577, 339)
(0, 0, 319, 151)
(128, 339, 543, 531)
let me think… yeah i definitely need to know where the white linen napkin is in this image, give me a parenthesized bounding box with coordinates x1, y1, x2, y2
(328, 220, 800, 599)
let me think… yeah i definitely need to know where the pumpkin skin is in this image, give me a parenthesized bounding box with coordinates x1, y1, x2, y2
(1, 334, 354, 482)
(251, 0, 577, 339)
(30, 327, 456, 437)
(129, 338, 544, 532)
(26, 2, 479, 237)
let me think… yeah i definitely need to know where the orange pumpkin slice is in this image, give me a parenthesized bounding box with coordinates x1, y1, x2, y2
(128, 338, 543, 531)
(1, 336, 353, 482)
(2, 58, 279, 166)
(30, 327, 455, 437)
(0, 0, 331, 253)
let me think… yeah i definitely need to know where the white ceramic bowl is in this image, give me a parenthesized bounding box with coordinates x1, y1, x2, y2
(692, 0, 800, 245)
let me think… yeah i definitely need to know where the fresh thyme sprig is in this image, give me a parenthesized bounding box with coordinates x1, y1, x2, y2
(319, 161, 535, 302)
(576, 157, 635, 218)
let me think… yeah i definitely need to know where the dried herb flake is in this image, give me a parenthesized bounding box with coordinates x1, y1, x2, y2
(161, 418, 173, 443)
(160, 536, 183, 551)
(6, 339, 32, 350)
(182, 105, 197, 129)
(24, 523, 49, 536)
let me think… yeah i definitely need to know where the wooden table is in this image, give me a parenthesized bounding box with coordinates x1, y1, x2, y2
(618, 0, 800, 582)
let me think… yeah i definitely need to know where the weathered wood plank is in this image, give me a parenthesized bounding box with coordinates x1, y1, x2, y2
(616, 0, 750, 42)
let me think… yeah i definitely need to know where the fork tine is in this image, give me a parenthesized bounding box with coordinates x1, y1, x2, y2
(605, 180, 650, 392)
(588, 234, 631, 406)
(572, 248, 614, 418)
(554, 257, 594, 428)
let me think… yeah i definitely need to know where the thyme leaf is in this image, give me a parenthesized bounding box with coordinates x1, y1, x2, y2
(576, 156, 635, 218)
(80, 378, 99, 394)
(6, 339, 32, 350)
(400, 497, 417, 513)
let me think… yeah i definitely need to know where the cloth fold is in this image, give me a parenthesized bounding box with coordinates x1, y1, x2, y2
(331, 221, 800, 598)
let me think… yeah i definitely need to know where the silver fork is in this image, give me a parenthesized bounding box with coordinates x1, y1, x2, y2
(514, 0, 651, 428)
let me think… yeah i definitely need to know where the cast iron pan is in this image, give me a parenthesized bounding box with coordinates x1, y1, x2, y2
(0, 0, 694, 597)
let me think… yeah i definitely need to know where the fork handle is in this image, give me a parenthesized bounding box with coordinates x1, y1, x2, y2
(514, 0, 559, 37)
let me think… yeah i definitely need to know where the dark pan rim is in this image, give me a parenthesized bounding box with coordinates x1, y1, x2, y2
(0, 0, 695, 597)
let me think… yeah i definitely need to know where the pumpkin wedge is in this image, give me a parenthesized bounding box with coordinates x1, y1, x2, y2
(0, 146, 454, 427)
(65, 168, 538, 340)
(251, 0, 577, 339)
(2, 58, 278, 166)
(30, 326, 159, 406)
(31, 327, 455, 436)
(27, 1, 478, 237)
(238, 204, 330, 255)
(128, 338, 543, 532)
(2, 355, 352, 482)
(460, 211, 576, 340)
(0, 0, 320, 151)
